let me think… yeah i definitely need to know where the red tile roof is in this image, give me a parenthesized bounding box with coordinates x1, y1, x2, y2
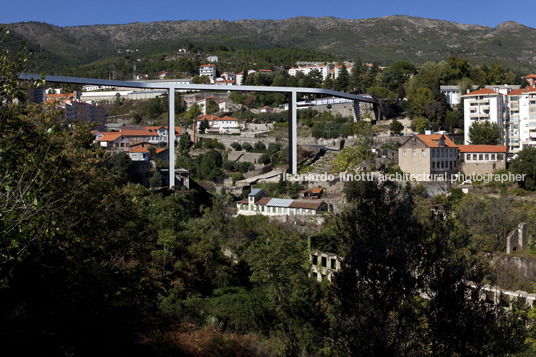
(458, 145, 507, 153)
(508, 88, 525, 96)
(97, 132, 123, 142)
(156, 148, 166, 154)
(525, 74, 536, 79)
(120, 129, 159, 137)
(119, 126, 182, 137)
(197, 115, 237, 122)
(130, 146, 149, 153)
(311, 188, 323, 194)
(463, 88, 498, 96)
(414, 134, 457, 148)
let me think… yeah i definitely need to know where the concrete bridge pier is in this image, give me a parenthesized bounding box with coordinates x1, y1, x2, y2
(288, 91, 298, 174)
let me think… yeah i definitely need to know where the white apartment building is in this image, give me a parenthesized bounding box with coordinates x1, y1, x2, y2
(199, 64, 217, 79)
(442, 84, 519, 108)
(463, 88, 505, 145)
(288, 64, 331, 80)
(506, 75, 536, 153)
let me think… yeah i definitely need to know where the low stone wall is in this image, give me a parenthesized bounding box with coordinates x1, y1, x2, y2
(227, 151, 263, 163)
(196, 134, 277, 149)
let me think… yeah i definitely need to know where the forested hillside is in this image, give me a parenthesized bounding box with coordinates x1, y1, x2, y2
(5, 16, 536, 73)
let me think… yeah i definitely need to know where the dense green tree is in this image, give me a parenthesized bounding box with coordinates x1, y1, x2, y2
(242, 142, 253, 152)
(245, 228, 322, 353)
(199, 149, 223, 181)
(328, 180, 527, 356)
(199, 118, 210, 133)
(230, 141, 242, 151)
(367, 85, 399, 119)
(206, 99, 219, 115)
(178, 132, 193, 155)
(186, 103, 202, 119)
(468, 121, 502, 145)
(510, 147, 536, 190)
(487, 62, 507, 85)
(445, 55, 471, 83)
(334, 65, 350, 92)
(407, 87, 434, 119)
(389, 119, 404, 135)
(411, 116, 431, 133)
(105, 152, 133, 184)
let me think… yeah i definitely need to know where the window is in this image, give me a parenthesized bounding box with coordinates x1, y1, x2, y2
(322, 257, 327, 267)
(466, 154, 471, 160)
(412, 149, 416, 157)
(402, 149, 406, 157)
(479, 154, 483, 160)
(473, 154, 477, 160)
(432, 162, 435, 169)
(331, 259, 337, 269)
(312, 255, 318, 265)
(491, 154, 496, 160)
(421, 150, 426, 157)
(441, 149, 444, 157)
(485, 154, 489, 160)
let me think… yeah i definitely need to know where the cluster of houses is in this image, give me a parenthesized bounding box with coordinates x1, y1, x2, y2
(92, 125, 181, 161)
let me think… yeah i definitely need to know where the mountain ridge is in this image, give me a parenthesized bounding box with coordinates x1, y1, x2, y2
(4, 16, 536, 72)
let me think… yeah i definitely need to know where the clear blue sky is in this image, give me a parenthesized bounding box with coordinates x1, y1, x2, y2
(2, 0, 535, 29)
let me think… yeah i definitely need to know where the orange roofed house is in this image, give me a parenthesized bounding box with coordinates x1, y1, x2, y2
(398, 134, 459, 181)
(94, 126, 181, 152)
(118, 126, 181, 144)
(458, 145, 507, 175)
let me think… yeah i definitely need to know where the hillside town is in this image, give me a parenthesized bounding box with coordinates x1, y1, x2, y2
(5, 12, 536, 356)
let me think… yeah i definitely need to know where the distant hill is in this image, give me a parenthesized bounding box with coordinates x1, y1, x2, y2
(5, 16, 536, 72)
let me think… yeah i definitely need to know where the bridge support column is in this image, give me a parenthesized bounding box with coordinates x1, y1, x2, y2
(168, 88, 175, 189)
(288, 91, 298, 174)
(353, 100, 360, 122)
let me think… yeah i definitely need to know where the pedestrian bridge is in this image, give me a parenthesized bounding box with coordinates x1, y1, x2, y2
(19, 74, 377, 189)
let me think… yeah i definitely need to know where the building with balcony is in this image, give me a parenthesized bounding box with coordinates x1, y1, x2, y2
(506, 75, 536, 153)
(463, 88, 505, 145)
(199, 64, 217, 80)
